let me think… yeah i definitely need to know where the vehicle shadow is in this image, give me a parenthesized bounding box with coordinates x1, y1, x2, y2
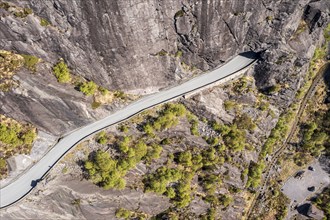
(30, 179, 41, 187)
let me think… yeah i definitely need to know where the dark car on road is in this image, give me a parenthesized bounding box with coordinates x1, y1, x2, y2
(307, 186, 315, 192)
(308, 166, 315, 171)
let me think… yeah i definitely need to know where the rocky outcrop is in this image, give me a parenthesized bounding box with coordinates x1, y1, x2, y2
(0, 0, 329, 136)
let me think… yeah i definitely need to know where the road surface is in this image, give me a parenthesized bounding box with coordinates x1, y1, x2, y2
(0, 52, 257, 209)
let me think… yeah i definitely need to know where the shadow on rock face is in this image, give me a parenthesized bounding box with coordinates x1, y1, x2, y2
(297, 203, 311, 216)
(239, 51, 260, 60)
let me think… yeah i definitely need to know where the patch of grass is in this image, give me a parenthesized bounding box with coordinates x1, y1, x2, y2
(21, 54, 39, 72)
(53, 60, 71, 83)
(40, 18, 50, 26)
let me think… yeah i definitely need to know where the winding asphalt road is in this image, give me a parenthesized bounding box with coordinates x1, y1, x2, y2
(0, 52, 257, 209)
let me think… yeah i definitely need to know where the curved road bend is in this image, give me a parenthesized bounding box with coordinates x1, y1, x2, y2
(0, 52, 258, 209)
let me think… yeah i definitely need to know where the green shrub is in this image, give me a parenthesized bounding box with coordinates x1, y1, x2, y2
(219, 194, 233, 208)
(151, 103, 187, 131)
(267, 84, 281, 94)
(96, 131, 107, 144)
(246, 161, 265, 188)
(259, 101, 269, 111)
(165, 187, 176, 199)
(53, 60, 71, 83)
(143, 123, 154, 136)
(117, 136, 131, 153)
(177, 151, 192, 167)
(84, 150, 126, 190)
(98, 86, 109, 95)
(223, 124, 246, 152)
(144, 167, 182, 194)
(201, 174, 221, 194)
(134, 141, 148, 160)
(201, 147, 218, 168)
(78, 81, 98, 96)
(190, 119, 199, 136)
(174, 179, 192, 208)
(21, 54, 39, 72)
(91, 101, 101, 109)
(0, 124, 22, 146)
(146, 144, 163, 162)
(119, 125, 129, 133)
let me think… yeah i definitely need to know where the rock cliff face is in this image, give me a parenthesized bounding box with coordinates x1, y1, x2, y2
(0, 0, 330, 218)
(0, 0, 329, 135)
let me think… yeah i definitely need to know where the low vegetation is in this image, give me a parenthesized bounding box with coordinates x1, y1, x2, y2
(84, 150, 126, 189)
(77, 81, 98, 96)
(21, 54, 39, 72)
(115, 208, 147, 219)
(0, 158, 7, 179)
(0, 50, 24, 91)
(53, 60, 71, 83)
(13, 8, 32, 18)
(40, 18, 50, 26)
(246, 161, 265, 188)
